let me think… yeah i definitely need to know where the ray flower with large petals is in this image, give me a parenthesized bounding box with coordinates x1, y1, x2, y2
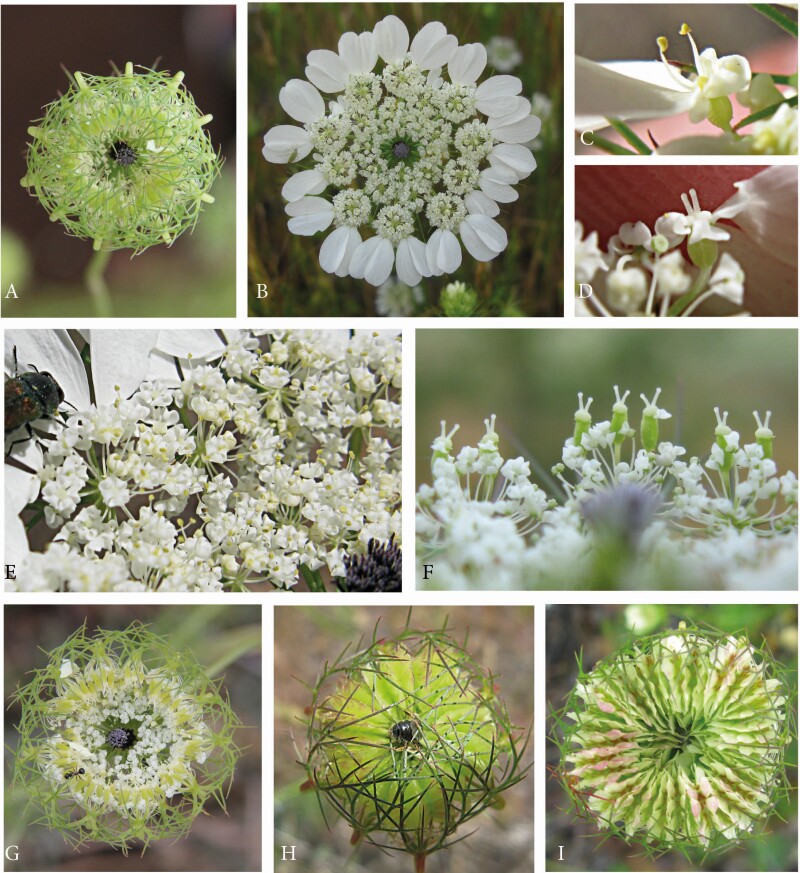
(263, 15, 541, 287)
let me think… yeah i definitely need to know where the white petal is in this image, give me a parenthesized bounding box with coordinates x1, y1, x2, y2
(575, 57, 694, 129)
(374, 15, 409, 63)
(720, 166, 798, 267)
(427, 228, 462, 275)
(396, 237, 431, 285)
(319, 225, 358, 274)
(448, 43, 487, 85)
(279, 79, 325, 123)
(305, 49, 348, 93)
(490, 97, 532, 126)
(479, 169, 519, 203)
(350, 237, 395, 285)
(464, 190, 500, 217)
(338, 31, 378, 74)
(155, 330, 226, 362)
(489, 143, 537, 180)
(481, 164, 518, 185)
(6, 466, 38, 567)
(476, 75, 522, 101)
(410, 21, 458, 70)
(282, 169, 328, 203)
(90, 330, 159, 406)
(461, 214, 508, 256)
(459, 220, 496, 261)
(655, 135, 753, 155)
(262, 125, 312, 163)
(285, 197, 334, 235)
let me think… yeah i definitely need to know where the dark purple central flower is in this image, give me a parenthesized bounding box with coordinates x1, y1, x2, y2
(107, 727, 136, 749)
(111, 141, 137, 167)
(392, 141, 411, 159)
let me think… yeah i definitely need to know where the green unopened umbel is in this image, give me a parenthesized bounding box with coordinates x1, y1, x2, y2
(303, 624, 529, 869)
(21, 63, 220, 254)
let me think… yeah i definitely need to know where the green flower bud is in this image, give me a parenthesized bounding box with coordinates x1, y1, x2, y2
(303, 625, 528, 864)
(713, 407, 736, 473)
(21, 63, 221, 254)
(10, 622, 241, 851)
(556, 622, 792, 854)
(440, 281, 479, 317)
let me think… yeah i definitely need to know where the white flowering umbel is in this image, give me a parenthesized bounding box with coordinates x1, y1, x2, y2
(416, 416, 553, 589)
(263, 15, 541, 286)
(9, 331, 401, 592)
(556, 623, 792, 855)
(11, 623, 240, 851)
(416, 389, 797, 590)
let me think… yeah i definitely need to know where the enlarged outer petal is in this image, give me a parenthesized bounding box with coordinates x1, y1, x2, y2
(396, 236, 432, 285)
(89, 330, 160, 407)
(285, 197, 335, 235)
(488, 143, 537, 180)
(448, 43, 487, 85)
(488, 100, 541, 143)
(305, 49, 349, 92)
(338, 31, 378, 74)
(350, 236, 395, 285)
(464, 190, 501, 217)
(479, 167, 519, 203)
(279, 79, 325, 123)
(262, 125, 312, 163)
(426, 228, 462, 275)
(575, 57, 695, 129)
(410, 21, 458, 70)
(459, 214, 508, 261)
(155, 330, 226, 362)
(282, 169, 328, 203)
(655, 135, 754, 155)
(719, 166, 798, 268)
(374, 15, 409, 63)
(6, 465, 38, 571)
(475, 75, 522, 115)
(319, 225, 362, 276)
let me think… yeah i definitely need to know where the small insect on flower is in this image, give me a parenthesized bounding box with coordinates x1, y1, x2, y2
(63, 768, 85, 779)
(5, 346, 65, 449)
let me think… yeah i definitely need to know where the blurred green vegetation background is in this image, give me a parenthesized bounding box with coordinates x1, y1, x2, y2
(249, 3, 563, 316)
(0, 5, 236, 318)
(416, 328, 798, 488)
(5, 604, 261, 872)
(275, 605, 534, 872)
(546, 604, 798, 872)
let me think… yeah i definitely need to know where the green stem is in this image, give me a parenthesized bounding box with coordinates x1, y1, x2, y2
(299, 564, 327, 592)
(734, 95, 798, 131)
(751, 4, 798, 37)
(668, 265, 713, 317)
(85, 248, 113, 317)
(606, 118, 653, 154)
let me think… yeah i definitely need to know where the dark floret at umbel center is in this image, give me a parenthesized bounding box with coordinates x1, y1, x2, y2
(339, 536, 402, 592)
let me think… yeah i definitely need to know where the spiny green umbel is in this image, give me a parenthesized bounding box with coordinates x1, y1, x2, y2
(558, 622, 791, 855)
(10, 622, 241, 852)
(21, 63, 220, 253)
(303, 625, 528, 866)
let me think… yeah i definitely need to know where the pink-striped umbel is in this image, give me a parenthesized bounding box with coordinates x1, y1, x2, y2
(555, 622, 791, 855)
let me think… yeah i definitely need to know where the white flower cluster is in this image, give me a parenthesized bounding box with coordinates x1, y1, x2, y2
(263, 15, 540, 286)
(416, 389, 797, 590)
(7, 330, 401, 592)
(42, 656, 213, 816)
(576, 185, 749, 317)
